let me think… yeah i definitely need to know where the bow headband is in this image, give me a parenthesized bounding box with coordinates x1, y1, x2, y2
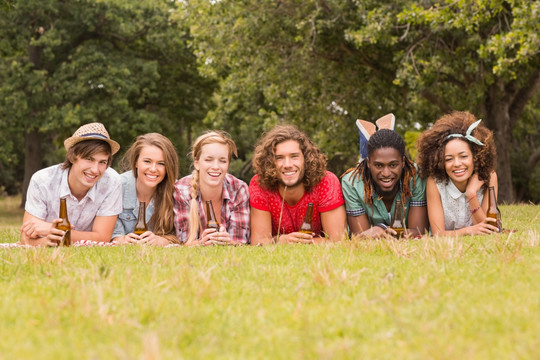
(446, 119, 484, 146)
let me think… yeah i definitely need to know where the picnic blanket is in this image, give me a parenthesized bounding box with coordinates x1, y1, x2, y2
(0, 240, 181, 248)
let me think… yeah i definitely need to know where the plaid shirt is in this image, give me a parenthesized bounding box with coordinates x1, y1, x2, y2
(173, 173, 250, 243)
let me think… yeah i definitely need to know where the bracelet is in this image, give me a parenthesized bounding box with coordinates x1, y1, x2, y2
(375, 223, 388, 230)
(467, 193, 477, 202)
(470, 206, 480, 214)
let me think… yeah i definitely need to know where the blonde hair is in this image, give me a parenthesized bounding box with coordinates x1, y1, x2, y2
(186, 131, 237, 244)
(122, 133, 179, 242)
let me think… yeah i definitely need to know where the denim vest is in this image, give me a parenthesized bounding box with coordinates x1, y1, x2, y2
(112, 171, 155, 238)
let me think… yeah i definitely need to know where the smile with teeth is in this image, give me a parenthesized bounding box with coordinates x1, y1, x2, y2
(380, 178, 394, 186)
(208, 172, 221, 178)
(453, 169, 466, 176)
(145, 174, 159, 180)
(282, 170, 297, 177)
(84, 172, 98, 180)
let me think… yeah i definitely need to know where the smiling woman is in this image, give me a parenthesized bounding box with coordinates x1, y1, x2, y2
(173, 131, 250, 246)
(416, 111, 499, 236)
(112, 133, 179, 246)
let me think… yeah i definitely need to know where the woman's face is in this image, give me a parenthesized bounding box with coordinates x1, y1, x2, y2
(194, 142, 229, 189)
(136, 145, 166, 189)
(444, 139, 474, 189)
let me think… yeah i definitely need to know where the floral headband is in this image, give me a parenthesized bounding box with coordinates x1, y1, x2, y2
(446, 119, 484, 146)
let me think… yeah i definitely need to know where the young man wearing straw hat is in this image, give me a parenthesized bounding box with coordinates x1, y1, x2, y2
(20, 123, 122, 246)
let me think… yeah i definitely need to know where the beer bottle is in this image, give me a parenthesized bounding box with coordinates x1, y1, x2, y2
(133, 201, 148, 235)
(486, 186, 502, 232)
(390, 199, 405, 238)
(56, 197, 71, 246)
(299, 202, 314, 234)
(205, 200, 220, 230)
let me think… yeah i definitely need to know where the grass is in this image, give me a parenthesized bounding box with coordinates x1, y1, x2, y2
(0, 196, 539, 359)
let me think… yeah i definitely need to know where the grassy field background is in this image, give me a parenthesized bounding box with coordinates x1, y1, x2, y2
(1, 196, 539, 359)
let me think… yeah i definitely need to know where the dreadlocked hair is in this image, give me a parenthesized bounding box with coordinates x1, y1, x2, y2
(342, 129, 417, 207)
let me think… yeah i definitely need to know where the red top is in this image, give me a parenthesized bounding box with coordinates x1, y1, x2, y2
(249, 171, 344, 236)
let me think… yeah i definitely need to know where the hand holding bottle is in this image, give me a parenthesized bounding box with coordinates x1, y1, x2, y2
(277, 232, 314, 244)
(203, 225, 238, 246)
(46, 218, 74, 246)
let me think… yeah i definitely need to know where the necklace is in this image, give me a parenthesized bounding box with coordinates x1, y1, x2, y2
(284, 204, 299, 233)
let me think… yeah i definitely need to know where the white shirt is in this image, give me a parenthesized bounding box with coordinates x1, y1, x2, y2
(436, 179, 485, 230)
(25, 164, 122, 231)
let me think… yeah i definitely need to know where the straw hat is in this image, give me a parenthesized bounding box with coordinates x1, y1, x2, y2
(64, 122, 120, 155)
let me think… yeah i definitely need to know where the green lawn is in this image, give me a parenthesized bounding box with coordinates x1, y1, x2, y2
(1, 197, 539, 359)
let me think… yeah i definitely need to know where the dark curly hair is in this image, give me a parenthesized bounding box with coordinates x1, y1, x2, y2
(252, 125, 327, 192)
(416, 111, 496, 186)
(343, 129, 417, 206)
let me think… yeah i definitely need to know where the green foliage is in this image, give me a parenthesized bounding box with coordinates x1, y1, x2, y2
(1, 0, 538, 201)
(185, 0, 540, 201)
(529, 168, 540, 203)
(0, 201, 539, 358)
(404, 130, 420, 161)
(0, 0, 215, 192)
(510, 90, 540, 203)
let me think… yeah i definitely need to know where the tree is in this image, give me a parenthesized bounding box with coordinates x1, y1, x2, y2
(0, 0, 215, 203)
(185, 0, 540, 202)
(348, 0, 540, 203)
(182, 0, 409, 180)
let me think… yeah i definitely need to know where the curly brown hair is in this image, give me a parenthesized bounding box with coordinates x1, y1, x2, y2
(252, 125, 327, 192)
(416, 111, 497, 186)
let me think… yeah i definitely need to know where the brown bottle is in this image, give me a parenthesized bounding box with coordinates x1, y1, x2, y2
(486, 186, 502, 232)
(133, 202, 148, 235)
(56, 197, 71, 246)
(299, 202, 314, 234)
(205, 200, 220, 230)
(390, 199, 405, 238)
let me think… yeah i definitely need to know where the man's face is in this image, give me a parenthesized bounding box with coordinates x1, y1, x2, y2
(274, 140, 305, 188)
(68, 152, 109, 193)
(367, 147, 404, 197)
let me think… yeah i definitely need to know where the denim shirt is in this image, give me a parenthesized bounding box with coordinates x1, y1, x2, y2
(112, 171, 155, 239)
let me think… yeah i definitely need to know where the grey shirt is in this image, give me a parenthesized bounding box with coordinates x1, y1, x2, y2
(435, 179, 485, 231)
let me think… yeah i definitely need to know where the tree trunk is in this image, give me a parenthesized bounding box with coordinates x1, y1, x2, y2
(485, 82, 515, 204)
(21, 40, 45, 207)
(20, 129, 43, 208)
